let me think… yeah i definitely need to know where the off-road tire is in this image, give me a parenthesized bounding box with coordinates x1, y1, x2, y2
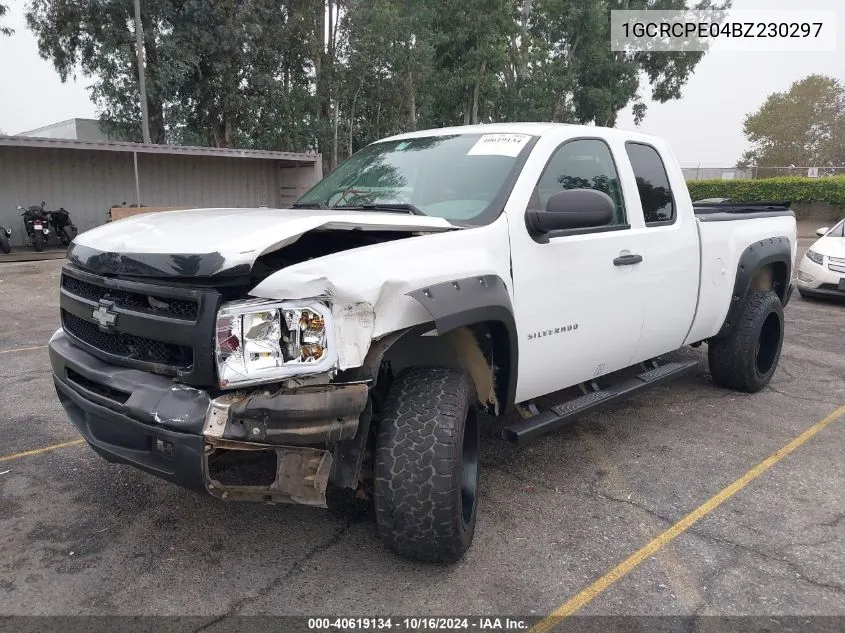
(0, 233, 9, 254)
(375, 367, 479, 562)
(708, 290, 784, 393)
(33, 232, 44, 252)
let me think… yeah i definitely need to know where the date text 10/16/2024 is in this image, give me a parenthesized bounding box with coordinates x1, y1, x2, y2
(307, 617, 530, 631)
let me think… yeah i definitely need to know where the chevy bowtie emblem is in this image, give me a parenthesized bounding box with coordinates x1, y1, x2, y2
(92, 299, 118, 331)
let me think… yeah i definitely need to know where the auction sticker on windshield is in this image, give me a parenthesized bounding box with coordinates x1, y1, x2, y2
(467, 133, 532, 157)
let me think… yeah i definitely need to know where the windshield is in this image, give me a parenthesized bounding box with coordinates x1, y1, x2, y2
(825, 219, 845, 237)
(295, 133, 534, 222)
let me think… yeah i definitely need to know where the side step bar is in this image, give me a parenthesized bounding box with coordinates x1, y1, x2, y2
(502, 360, 699, 445)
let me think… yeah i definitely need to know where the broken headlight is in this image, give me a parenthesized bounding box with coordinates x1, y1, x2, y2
(215, 299, 336, 388)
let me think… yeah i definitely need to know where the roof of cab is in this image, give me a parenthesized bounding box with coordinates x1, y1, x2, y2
(379, 122, 666, 146)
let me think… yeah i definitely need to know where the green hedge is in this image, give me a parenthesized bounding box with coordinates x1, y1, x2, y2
(687, 176, 845, 208)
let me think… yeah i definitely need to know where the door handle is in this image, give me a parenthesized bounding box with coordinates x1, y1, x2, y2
(613, 253, 643, 266)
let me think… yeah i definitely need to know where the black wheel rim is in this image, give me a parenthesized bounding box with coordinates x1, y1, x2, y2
(460, 407, 479, 528)
(755, 311, 781, 376)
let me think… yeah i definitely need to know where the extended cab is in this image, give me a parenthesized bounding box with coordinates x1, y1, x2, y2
(49, 123, 797, 562)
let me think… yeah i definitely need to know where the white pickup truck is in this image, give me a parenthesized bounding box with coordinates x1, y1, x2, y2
(50, 123, 797, 562)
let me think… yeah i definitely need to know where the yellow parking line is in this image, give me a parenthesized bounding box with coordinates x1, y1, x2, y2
(0, 439, 85, 462)
(530, 403, 845, 633)
(0, 344, 48, 355)
(579, 429, 704, 610)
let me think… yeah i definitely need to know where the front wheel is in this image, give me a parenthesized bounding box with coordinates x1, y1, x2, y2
(33, 231, 44, 252)
(0, 233, 10, 254)
(708, 290, 784, 393)
(375, 367, 479, 562)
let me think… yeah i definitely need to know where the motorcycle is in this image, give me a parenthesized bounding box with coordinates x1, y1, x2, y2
(48, 207, 78, 246)
(18, 202, 51, 252)
(0, 225, 10, 254)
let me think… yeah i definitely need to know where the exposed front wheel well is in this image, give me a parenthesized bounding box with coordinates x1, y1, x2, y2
(373, 321, 515, 416)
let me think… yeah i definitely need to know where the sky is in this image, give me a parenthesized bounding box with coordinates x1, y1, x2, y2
(0, 0, 843, 166)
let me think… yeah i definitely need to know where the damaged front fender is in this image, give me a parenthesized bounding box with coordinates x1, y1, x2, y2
(248, 215, 514, 370)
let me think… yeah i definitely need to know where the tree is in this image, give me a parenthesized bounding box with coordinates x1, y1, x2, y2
(336, 0, 729, 160)
(338, 0, 434, 149)
(1, 3, 13, 36)
(505, 0, 731, 127)
(25, 0, 726, 163)
(26, 0, 321, 149)
(429, 0, 514, 126)
(739, 74, 845, 171)
(26, 0, 169, 143)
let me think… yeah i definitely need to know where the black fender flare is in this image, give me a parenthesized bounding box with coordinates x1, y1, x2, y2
(407, 274, 518, 412)
(715, 236, 792, 339)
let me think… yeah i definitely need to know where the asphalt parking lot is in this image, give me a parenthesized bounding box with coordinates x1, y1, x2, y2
(1, 237, 843, 624)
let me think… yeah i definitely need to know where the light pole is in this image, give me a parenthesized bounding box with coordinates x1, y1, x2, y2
(133, 0, 151, 144)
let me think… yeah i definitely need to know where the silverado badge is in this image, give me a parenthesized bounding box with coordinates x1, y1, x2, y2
(527, 324, 578, 340)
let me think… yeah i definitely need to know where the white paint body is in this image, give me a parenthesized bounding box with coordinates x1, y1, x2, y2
(74, 123, 799, 404)
(796, 220, 845, 294)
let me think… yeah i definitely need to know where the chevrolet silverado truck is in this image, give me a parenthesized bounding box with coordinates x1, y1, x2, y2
(50, 123, 797, 562)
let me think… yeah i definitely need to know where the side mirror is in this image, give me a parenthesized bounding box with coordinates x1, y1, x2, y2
(816, 227, 829, 237)
(526, 189, 615, 235)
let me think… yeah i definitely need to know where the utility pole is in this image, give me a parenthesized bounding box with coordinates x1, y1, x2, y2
(133, 0, 151, 144)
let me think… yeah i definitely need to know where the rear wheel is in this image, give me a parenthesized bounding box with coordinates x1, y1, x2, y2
(0, 233, 9, 254)
(375, 367, 479, 562)
(33, 231, 44, 252)
(62, 225, 76, 245)
(708, 290, 784, 393)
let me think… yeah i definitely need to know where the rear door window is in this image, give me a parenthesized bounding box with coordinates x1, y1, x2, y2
(625, 142, 675, 225)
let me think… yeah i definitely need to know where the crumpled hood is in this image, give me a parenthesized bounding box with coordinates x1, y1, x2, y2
(68, 207, 457, 277)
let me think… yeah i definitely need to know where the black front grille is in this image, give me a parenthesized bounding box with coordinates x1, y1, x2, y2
(59, 264, 219, 385)
(62, 274, 199, 320)
(62, 310, 193, 368)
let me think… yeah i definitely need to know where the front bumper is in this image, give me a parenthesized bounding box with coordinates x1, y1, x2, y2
(796, 256, 845, 298)
(49, 330, 370, 505)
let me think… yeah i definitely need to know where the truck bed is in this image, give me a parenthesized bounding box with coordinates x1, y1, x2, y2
(683, 206, 797, 346)
(692, 200, 794, 221)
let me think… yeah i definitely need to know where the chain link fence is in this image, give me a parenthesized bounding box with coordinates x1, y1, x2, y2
(682, 165, 845, 181)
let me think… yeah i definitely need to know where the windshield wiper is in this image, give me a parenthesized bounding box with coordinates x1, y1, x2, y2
(333, 202, 426, 216)
(292, 200, 328, 209)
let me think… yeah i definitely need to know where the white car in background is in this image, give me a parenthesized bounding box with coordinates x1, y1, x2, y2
(797, 219, 845, 299)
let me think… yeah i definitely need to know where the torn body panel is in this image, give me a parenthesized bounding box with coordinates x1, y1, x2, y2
(50, 329, 370, 507)
(204, 439, 333, 506)
(248, 214, 514, 369)
(406, 275, 518, 413)
(445, 328, 499, 414)
(52, 205, 516, 508)
(202, 382, 369, 444)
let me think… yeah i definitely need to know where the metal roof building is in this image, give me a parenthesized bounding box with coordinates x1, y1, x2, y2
(0, 136, 322, 247)
(18, 118, 123, 142)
